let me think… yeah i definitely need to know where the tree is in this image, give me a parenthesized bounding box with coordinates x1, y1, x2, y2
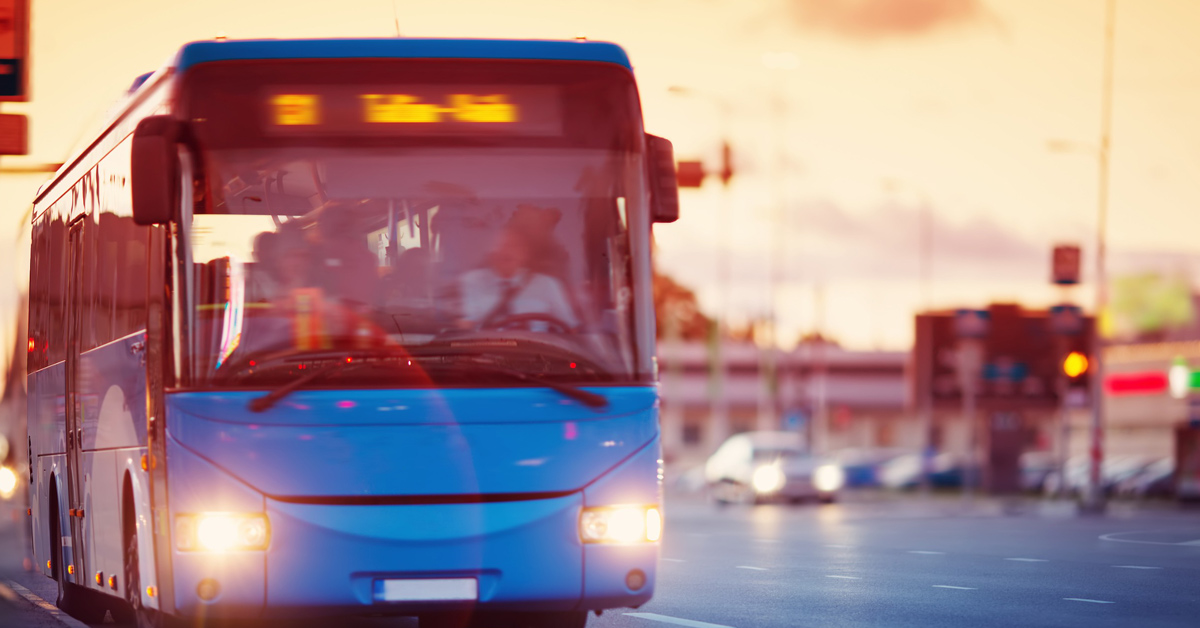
(653, 271, 712, 340)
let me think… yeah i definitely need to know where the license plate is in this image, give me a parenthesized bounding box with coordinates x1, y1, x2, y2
(375, 578, 478, 602)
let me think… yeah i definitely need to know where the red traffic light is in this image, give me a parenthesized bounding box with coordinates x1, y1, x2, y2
(676, 161, 705, 188)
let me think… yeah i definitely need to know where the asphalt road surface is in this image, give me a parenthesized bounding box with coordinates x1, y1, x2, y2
(4, 493, 1199, 627)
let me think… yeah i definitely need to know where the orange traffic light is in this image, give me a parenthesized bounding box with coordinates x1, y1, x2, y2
(1063, 352, 1089, 378)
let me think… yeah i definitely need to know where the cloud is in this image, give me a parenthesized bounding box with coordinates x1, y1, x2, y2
(656, 198, 1047, 303)
(788, 200, 1043, 280)
(786, 0, 990, 40)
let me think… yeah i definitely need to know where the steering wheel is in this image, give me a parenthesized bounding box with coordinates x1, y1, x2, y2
(481, 312, 575, 334)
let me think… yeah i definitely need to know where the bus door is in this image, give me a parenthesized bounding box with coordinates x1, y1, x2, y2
(64, 218, 87, 584)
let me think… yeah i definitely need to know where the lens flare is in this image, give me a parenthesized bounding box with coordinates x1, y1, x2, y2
(0, 466, 18, 499)
(813, 464, 846, 492)
(196, 515, 239, 551)
(645, 507, 662, 542)
(752, 465, 786, 494)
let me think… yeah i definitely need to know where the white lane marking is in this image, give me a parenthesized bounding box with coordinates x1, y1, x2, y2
(662, 558, 687, 563)
(826, 575, 861, 580)
(908, 550, 945, 555)
(932, 585, 976, 590)
(2, 579, 92, 628)
(1005, 558, 1049, 562)
(735, 565, 767, 571)
(1113, 565, 1162, 570)
(1064, 598, 1115, 604)
(1099, 530, 1200, 546)
(625, 612, 735, 628)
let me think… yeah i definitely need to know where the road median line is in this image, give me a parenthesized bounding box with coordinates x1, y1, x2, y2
(625, 611, 735, 627)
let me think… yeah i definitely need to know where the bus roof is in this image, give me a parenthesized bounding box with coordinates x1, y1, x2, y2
(175, 38, 633, 72)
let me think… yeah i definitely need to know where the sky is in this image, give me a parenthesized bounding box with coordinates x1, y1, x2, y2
(3, 0, 1200, 351)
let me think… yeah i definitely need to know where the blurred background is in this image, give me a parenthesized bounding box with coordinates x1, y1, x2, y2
(4, 0, 1200, 535)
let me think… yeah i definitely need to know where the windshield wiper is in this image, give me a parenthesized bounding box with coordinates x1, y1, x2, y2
(435, 355, 609, 410)
(248, 360, 356, 412)
(247, 358, 414, 412)
(246, 353, 609, 413)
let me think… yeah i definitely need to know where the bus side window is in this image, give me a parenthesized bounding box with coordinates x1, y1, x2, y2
(46, 209, 67, 365)
(28, 213, 48, 371)
(104, 213, 148, 340)
(82, 212, 103, 351)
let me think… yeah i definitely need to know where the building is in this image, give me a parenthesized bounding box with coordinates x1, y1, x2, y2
(656, 340, 910, 463)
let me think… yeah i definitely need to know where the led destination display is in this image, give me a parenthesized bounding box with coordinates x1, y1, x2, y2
(264, 85, 562, 136)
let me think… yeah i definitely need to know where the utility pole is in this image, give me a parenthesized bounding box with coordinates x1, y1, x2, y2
(709, 139, 733, 450)
(1084, 0, 1116, 514)
(665, 86, 734, 452)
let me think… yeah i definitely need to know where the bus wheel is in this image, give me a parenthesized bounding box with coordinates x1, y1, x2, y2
(118, 526, 156, 628)
(50, 513, 107, 622)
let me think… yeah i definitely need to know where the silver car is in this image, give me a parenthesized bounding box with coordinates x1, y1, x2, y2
(704, 431, 844, 504)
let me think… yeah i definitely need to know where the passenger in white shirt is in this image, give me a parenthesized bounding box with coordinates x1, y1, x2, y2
(459, 228, 579, 332)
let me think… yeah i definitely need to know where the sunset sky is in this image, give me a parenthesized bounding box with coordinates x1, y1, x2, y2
(2, 0, 1200, 351)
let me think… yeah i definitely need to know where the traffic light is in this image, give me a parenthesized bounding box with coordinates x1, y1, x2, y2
(676, 161, 705, 188)
(1060, 333, 1093, 399)
(1062, 351, 1088, 379)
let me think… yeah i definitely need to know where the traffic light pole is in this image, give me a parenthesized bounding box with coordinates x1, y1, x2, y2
(1055, 338, 1071, 500)
(958, 339, 983, 504)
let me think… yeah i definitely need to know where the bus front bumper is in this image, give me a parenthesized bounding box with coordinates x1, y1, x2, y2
(172, 493, 656, 618)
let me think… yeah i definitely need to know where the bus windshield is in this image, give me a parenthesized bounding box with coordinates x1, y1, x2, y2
(177, 60, 648, 389)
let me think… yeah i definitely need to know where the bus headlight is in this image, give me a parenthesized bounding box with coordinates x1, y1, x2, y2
(0, 466, 17, 500)
(813, 464, 845, 492)
(175, 513, 269, 552)
(580, 505, 662, 544)
(752, 465, 786, 494)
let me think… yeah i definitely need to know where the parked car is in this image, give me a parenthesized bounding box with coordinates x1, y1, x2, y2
(1116, 457, 1174, 499)
(705, 432, 844, 504)
(831, 447, 912, 488)
(1043, 454, 1157, 497)
(878, 452, 975, 489)
(1020, 451, 1058, 493)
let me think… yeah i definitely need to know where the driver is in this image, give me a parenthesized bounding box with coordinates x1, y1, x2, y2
(459, 226, 579, 332)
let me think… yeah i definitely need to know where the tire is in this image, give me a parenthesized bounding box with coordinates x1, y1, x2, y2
(116, 517, 159, 628)
(49, 501, 108, 623)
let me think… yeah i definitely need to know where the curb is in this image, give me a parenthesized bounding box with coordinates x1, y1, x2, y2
(0, 578, 91, 628)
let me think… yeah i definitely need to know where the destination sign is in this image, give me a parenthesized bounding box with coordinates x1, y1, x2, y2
(263, 85, 561, 136)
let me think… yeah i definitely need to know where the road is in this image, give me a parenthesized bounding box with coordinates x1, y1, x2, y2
(3, 493, 1199, 627)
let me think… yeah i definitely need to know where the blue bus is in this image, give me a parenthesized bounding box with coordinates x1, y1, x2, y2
(26, 38, 679, 627)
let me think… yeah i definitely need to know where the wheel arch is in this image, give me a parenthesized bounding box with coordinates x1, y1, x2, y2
(119, 463, 159, 610)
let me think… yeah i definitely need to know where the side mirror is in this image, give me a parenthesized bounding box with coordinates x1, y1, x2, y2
(131, 115, 185, 226)
(646, 134, 680, 224)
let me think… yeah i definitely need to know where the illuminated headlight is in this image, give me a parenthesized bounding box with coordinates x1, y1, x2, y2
(752, 465, 786, 494)
(580, 505, 662, 544)
(175, 513, 269, 552)
(0, 466, 16, 500)
(813, 464, 845, 492)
